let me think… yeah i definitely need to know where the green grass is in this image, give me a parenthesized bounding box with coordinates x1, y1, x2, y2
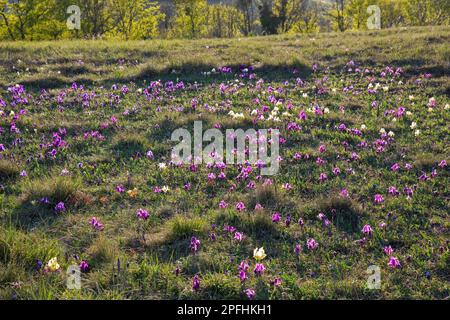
(0, 26, 449, 300)
(0, 26, 449, 90)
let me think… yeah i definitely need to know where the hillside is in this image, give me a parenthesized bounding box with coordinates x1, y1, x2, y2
(0, 26, 449, 300)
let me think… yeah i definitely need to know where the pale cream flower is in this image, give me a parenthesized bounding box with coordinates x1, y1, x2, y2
(253, 247, 267, 261)
(47, 257, 60, 272)
(158, 163, 167, 170)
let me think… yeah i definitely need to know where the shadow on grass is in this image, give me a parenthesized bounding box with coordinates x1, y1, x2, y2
(111, 133, 149, 160)
(9, 61, 313, 93)
(10, 203, 61, 230)
(390, 58, 449, 77)
(124, 233, 192, 263)
(315, 196, 364, 235)
(125, 61, 313, 84)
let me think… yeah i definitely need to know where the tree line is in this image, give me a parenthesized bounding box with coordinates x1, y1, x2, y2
(0, 0, 449, 40)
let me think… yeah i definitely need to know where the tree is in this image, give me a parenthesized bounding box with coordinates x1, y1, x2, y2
(272, 0, 309, 33)
(132, 3, 165, 39)
(288, 0, 321, 34)
(170, 0, 208, 38)
(345, 0, 369, 30)
(206, 4, 244, 38)
(369, 0, 403, 28)
(75, 0, 112, 38)
(258, 0, 320, 34)
(328, 0, 350, 32)
(236, 0, 258, 35)
(258, 0, 277, 34)
(403, 0, 450, 26)
(0, 0, 15, 40)
(0, 0, 54, 40)
(35, 16, 66, 40)
(110, 0, 164, 40)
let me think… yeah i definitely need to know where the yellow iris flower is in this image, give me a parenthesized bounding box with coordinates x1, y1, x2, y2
(47, 257, 60, 272)
(127, 188, 138, 198)
(253, 247, 267, 261)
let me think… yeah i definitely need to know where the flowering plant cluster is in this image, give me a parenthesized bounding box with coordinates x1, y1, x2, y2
(1, 43, 448, 300)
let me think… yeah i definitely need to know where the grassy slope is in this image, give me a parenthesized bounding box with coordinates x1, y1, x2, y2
(0, 26, 449, 299)
(0, 26, 449, 89)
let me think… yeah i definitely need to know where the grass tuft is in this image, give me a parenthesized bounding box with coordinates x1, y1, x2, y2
(166, 215, 207, 241)
(21, 176, 82, 205)
(0, 159, 20, 181)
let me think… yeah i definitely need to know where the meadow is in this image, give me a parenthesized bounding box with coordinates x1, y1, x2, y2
(0, 26, 449, 300)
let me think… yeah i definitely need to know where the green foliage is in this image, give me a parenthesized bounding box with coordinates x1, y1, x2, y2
(259, 0, 278, 34)
(1, 0, 448, 40)
(402, 0, 450, 26)
(205, 4, 244, 38)
(272, 0, 308, 33)
(328, 0, 450, 32)
(108, 0, 164, 40)
(0, 0, 59, 40)
(169, 1, 245, 39)
(170, 0, 208, 39)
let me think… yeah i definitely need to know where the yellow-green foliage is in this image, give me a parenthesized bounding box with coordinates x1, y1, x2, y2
(0, 0, 448, 41)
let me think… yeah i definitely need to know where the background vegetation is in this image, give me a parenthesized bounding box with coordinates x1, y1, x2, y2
(0, 0, 449, 40)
